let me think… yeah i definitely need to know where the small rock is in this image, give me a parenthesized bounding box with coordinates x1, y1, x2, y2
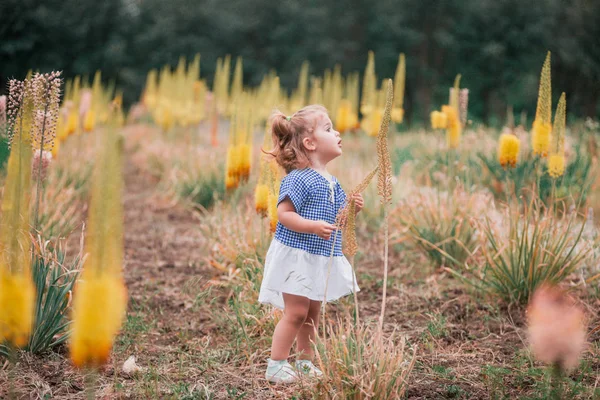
(122, 355, 144, 375)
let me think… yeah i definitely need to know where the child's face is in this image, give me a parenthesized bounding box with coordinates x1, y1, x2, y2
(305, 112, 342, 162)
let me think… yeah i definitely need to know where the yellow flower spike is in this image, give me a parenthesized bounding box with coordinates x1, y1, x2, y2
(360, 104, 373, 116)
(391, 107, 404, 124)
(548, 93, 567, 178)
(254, 184, 269, 217)
(361, 51, 376, 116)
(361, 108, 383, 137)
(532, 120, 552, 157)
(548, 154, 565, 178)
(267, 191, 278, 233)
(392, 53, 405, 123)
(225, 174, 238, 190)
(69, 109, 127, 369)
(239, 143, 251, 181)
(442, 105, 461, 149)
(430, 111, 447, 129)
(498, 133, 521, 168)
(266, 160, 281, 234)
(0, 273, 35, 348)
(336, 99, 355, 133)
(0, 132, 34, 348)
(83, 110, 96, 132)
(70, 274, 127, 368)
(66, 111, 78, 136)
(532, 52, 552, 157)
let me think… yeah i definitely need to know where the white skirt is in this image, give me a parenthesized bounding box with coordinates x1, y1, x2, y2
(258, 239, 361, 310)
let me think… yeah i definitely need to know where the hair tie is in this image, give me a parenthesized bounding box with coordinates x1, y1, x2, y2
(286, 116, 291, 121)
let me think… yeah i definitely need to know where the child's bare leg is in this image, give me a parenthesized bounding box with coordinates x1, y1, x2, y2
(270, 293, 310, 360)
(295, 300, 321, 361)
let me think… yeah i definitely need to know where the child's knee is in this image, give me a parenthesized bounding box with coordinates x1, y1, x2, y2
(284, 308, 309, 326)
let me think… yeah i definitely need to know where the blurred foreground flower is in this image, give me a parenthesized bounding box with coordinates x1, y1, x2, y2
(527, 285, 586, 371)
(69, 112, 127, 369)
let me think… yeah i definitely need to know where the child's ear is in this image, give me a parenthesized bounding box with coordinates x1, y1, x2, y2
(302, 137, 316, 151)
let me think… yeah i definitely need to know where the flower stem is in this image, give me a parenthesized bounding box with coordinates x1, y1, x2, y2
(550, 362, 563, 400)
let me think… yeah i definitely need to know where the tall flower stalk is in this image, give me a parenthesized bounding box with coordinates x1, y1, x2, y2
(69, 107, 128, 392)
(548, 93, 566, 179)
(0, 132, 34, 348)
(532, 52, 552, 158)
(376, 79, 393, 336)
(29, 72, 62, 235)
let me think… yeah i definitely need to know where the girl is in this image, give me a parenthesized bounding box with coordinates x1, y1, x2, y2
(258, 105, 363, 383)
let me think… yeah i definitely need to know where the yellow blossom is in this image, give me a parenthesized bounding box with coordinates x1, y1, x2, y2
(336, 100, 357, 133)
(83, 110, 96, 132)
(430, 111, 448, 129)
(0, 273, 35, 347)
(0, 133, 34, 348)
(548, 154, 565, 178)
(391, 108, 404, 124)
(361, 108, 383, 137)
(255, 184, 269, 217)
(548, 93, 567, 178)
(497, 133, 520, 168)
(267, 191, 278, 233)
(66, 111, 78, 136)
(70, 274, 127, 368)
(442, 105, 461, 149)
(238, 143, 251, 181)
(532, 120, 551, 157)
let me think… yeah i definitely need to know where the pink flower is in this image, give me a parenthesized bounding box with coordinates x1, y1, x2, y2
(79, 89, 92, 118)
(527, 285, 586, 371)
(32, 150, 53, 181)
(0, 95, 6, 128)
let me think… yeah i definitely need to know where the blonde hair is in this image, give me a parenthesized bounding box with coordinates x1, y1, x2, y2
(267, 104, 328, 173)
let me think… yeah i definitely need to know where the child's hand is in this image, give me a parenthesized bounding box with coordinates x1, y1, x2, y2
(352, 193, 365, 213)
(311, 220, 337, 240)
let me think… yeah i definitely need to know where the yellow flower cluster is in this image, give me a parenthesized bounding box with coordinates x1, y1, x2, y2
(0, 134, 34, 348)
(497, 133, 520, 168)
(360, 52, 406, 136)
(531, 52, 552, 158)
(69, 114, 127, 369)
(430, 110, 448, 129)
(392, 53, 406, 124)
(335, 99, 358, 133)
(70, 273, 127, 368)
(225, 93, 254, 190)
(430, 75, 463, 149)
(548, 154, 565, 178)
(267, 161, 281, 234)
(532, 120, 551, 157)
(443, 105, 461, 149)
(54, 72, 124, 158)
(143, 54, 206, 132)
(548, 93, 567, 178)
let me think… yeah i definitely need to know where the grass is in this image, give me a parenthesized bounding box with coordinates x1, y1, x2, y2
(449, 198, 592, 305)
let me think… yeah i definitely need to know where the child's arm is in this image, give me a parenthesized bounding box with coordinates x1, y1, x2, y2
(278, 198, 336, 241)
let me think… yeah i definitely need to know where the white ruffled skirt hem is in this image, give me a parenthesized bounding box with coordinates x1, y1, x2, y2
(258, 239, 360, 310)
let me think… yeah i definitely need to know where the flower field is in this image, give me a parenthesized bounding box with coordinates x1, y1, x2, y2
(0, 52, 600, 399)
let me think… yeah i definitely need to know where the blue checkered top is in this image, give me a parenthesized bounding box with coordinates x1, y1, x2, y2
(275, 168, 347, 257)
